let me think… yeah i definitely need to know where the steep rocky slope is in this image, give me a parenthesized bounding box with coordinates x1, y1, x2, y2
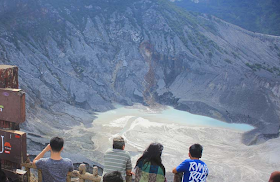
(173, 0, 280, 36)
(0, 0, 279, 144)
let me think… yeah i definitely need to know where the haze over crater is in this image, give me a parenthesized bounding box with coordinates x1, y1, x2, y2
(0, 0, 280, 169)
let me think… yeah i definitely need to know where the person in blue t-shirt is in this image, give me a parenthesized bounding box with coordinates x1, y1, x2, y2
(33, 137, 74, 182)
(172, 144, 208, 182)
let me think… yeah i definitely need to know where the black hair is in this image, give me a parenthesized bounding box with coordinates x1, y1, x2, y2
(272, 175, 280, 182)
(113, 141, 125, 149)
(136, 143, 165, 175)
(189, 144, 203, 158)
(103, 171, 123, 182)
(270, 172, 280, 182)
(50, 137, 64, 152)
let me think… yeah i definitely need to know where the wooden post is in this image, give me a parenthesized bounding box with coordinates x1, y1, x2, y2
(21, 162, 36, 182)
(25, 156, 31, 182)
(92, 166, 99, 177)
(25, 167, 30, 182)
(0, 65, 21, 180)
(0, 65, 19, 131)
(0, 65, 19, 130)
(38, 169, 43, 182)
(0, 65, 27, 181)
(0, 65, 18, 89)
(66, 174, 72, 182)
(79, 178, 86, 182)
(79, 164, 86, 182)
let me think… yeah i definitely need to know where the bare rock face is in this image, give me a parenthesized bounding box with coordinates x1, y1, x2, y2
(0, 0, 279, 144)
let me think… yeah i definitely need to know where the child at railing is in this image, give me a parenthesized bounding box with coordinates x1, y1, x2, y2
(172, 144, 208, 182)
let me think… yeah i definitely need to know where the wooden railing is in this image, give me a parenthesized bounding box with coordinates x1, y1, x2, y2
(21, 160, 180, 182)
(21, 162, 101, 182)
(21, 161, 181, 182)
(21, 159, 133, 182)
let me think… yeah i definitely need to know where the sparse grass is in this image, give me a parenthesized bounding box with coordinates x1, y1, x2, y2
(245, 63, 280, 75)
(224, 59, 232, 64)
(157, 0, 221, 53)
(232, 52, 239, 59)
(175, 0, 280, 36)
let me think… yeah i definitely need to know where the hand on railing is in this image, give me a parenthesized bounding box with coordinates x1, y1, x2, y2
(173, 172, 183, 182)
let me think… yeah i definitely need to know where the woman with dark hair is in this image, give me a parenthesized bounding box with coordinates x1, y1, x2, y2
(134, 143, 166, 182)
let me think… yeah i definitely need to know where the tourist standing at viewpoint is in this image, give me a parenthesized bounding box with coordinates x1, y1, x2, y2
(173, 143, 208, 182)
(33, 137, 74, 182)
(103, 136, 132, 181)
(134, 143, 166, 182)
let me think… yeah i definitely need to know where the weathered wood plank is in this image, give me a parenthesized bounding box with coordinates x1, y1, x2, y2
(0, 65, 18, 89)
(0, 129, 27, 164)
(0, 88, 25, 124)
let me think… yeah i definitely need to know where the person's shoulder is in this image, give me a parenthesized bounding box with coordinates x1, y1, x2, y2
(62, 158, 72, 161)
(105, 148, 114, 153)
(61, 158, 73, 169)
(104, 149, 115, 156)
(118, 150, 131, 158)
(198, 160, 207, 166)
(61, 158, 73, 164)
(197, 159, 205, 164)
(190, 159, 207, 166)
(122, 150, 130, 155)
(111, 149, 130, 157)
(105, 149, 130, 157)
(37, 158, 50, 162)
(183, 159, 192, 163)
(35, 158, 50, 168)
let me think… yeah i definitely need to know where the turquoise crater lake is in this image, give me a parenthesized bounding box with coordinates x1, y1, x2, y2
(95, 104, 254, 131)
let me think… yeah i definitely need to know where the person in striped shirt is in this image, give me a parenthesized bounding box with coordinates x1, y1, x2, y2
(103, 136, 132, 181)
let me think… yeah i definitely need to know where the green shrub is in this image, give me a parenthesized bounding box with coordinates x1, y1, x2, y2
(224, 59, 232, 64)
(245, 63, 280, 75)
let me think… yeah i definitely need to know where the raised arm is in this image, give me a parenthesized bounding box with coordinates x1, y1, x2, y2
(33, 144, 51, 166)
